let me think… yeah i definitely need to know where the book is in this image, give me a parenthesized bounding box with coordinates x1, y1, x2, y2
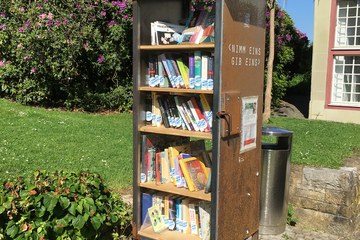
(144, 94, 152, 125)
(141, 192, 153, 224)
(190, 97, 211, 132)
(182, 100, 200, 131)
(181, 198, 191, 234)
(179, 157, 209, 192)
(187, 98, 206, 132)
(167, 96, 182, 128)
(188, 202, 199, 235)
(157, 96, 170, 128)
(161, 149, 170, 183)
(155, 152, 162, 184)
(199, 23, 215, 43)
(189, 26, 205, 44)
(151, 21, 185, 45)
(194, 51, 202, 90)
(157, 56, 170, 87)
(148, 203, 168, 233)
(207, 54, 214, 90)
(168, 142, 191, 185)
(148, 147, 156, 182)
(174, 197, 181, 232)
(159, 53, 176, 88)
(169, 54, 185, 88)
(199, 201, 211, 240)
(176, 56, 189, 88)
(199, 94, 212, 128)
(179, 26, 198, 43)
(148, 55, 158, 87)
(151, 92, 162, 127)
(141, 150, 150, 183)
(188, 54, 195, 89)
(174, 95, 193, 131)
(201, 53, 208, 90)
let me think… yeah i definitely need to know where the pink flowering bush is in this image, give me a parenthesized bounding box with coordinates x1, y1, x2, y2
(0, 0, 133, 111)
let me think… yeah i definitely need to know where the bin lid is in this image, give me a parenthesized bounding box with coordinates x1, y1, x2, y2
(262, 126, 293, 137)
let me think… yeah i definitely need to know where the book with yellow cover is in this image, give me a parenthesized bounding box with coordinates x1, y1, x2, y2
(179, 157, 209, 192)
(168, 143, 191, 185)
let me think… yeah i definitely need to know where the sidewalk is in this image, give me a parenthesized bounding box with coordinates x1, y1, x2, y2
(259, 225, 348, 240)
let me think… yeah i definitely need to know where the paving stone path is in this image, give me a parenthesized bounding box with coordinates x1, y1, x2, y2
(260, 225, 352, 240)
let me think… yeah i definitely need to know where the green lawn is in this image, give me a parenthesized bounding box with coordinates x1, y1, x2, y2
(0, 99, 133, 191)
(1, 99, 359, 191)
(264, 117, 360, 168)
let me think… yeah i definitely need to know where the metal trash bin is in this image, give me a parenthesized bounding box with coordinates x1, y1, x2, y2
(259, 126, 293, 235)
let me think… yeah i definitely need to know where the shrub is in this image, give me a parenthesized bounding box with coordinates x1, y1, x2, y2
(0, 1, 133, 111)
(0, 170, 132, 239)
(265, 5, 312, 107)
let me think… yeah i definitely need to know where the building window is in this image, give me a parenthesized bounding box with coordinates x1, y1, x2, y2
(332, 55, 360, 105)
(330, 1, 360, 107)
(336, 0, 360, 47)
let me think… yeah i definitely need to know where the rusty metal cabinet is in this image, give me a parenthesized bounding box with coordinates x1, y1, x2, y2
(132, 1, 266, 239)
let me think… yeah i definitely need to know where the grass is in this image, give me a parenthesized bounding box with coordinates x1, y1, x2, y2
(264, 117, 360, 168)
(1, 99, 360, 191)
(0, 99, 133, 191)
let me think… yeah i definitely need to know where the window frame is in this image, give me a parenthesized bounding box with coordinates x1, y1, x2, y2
(326, 0, 360, 109)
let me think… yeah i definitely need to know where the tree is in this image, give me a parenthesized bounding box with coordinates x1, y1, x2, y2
(263, 0, 277, 123)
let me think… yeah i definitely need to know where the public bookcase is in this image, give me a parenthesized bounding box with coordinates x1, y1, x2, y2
(132, 0, 266, 239)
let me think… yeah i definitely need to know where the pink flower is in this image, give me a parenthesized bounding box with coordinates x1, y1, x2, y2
(101, 11, 106, 16)
(83, 43, 89, 50)
(97, 55, 105, 63)
(39, 13, 47, 19)
(107, 20, 118, 27)
(0, 61, 5, 68)
(62, 18, 69, 25)
(31, 67, 37, 74)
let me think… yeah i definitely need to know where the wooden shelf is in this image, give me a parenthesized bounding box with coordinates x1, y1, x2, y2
(139, 125, 212, 139)
(139, 43, 214, 51)
(139, 87, 213, 94)
(139, 182, 211, 201)
(139, 226, 201, 240)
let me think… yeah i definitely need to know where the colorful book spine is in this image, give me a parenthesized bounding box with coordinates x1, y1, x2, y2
(148, 55, 157, 87)
(169, 55, 185, 88)
(188, 54, 195, 89)
(151, 92, 162, 127)
(158, 56, 170, 87)
(141, 192, 153, 224)
(157, 96, 170, 128)
(161, 149, 170, 183)
(155, 152, 162, 184)
(174, 96, 193, 131)
(199, 94, 212, 128)
(182, 102, 200, 131)
(194, 51, 202, 90)
(190, 97, 210, 132)
(201, 53, 208, 90)
(176, 57, 189, 88)
(188, 202, 199, 235)
(159, 53, 176, 88)
(207, 55, 214, 90)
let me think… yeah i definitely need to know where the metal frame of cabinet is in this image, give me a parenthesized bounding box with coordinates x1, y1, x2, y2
(132, 1, 266, 239)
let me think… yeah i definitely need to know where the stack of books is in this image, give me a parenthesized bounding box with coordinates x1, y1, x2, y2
(150, 7, 215, 45)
